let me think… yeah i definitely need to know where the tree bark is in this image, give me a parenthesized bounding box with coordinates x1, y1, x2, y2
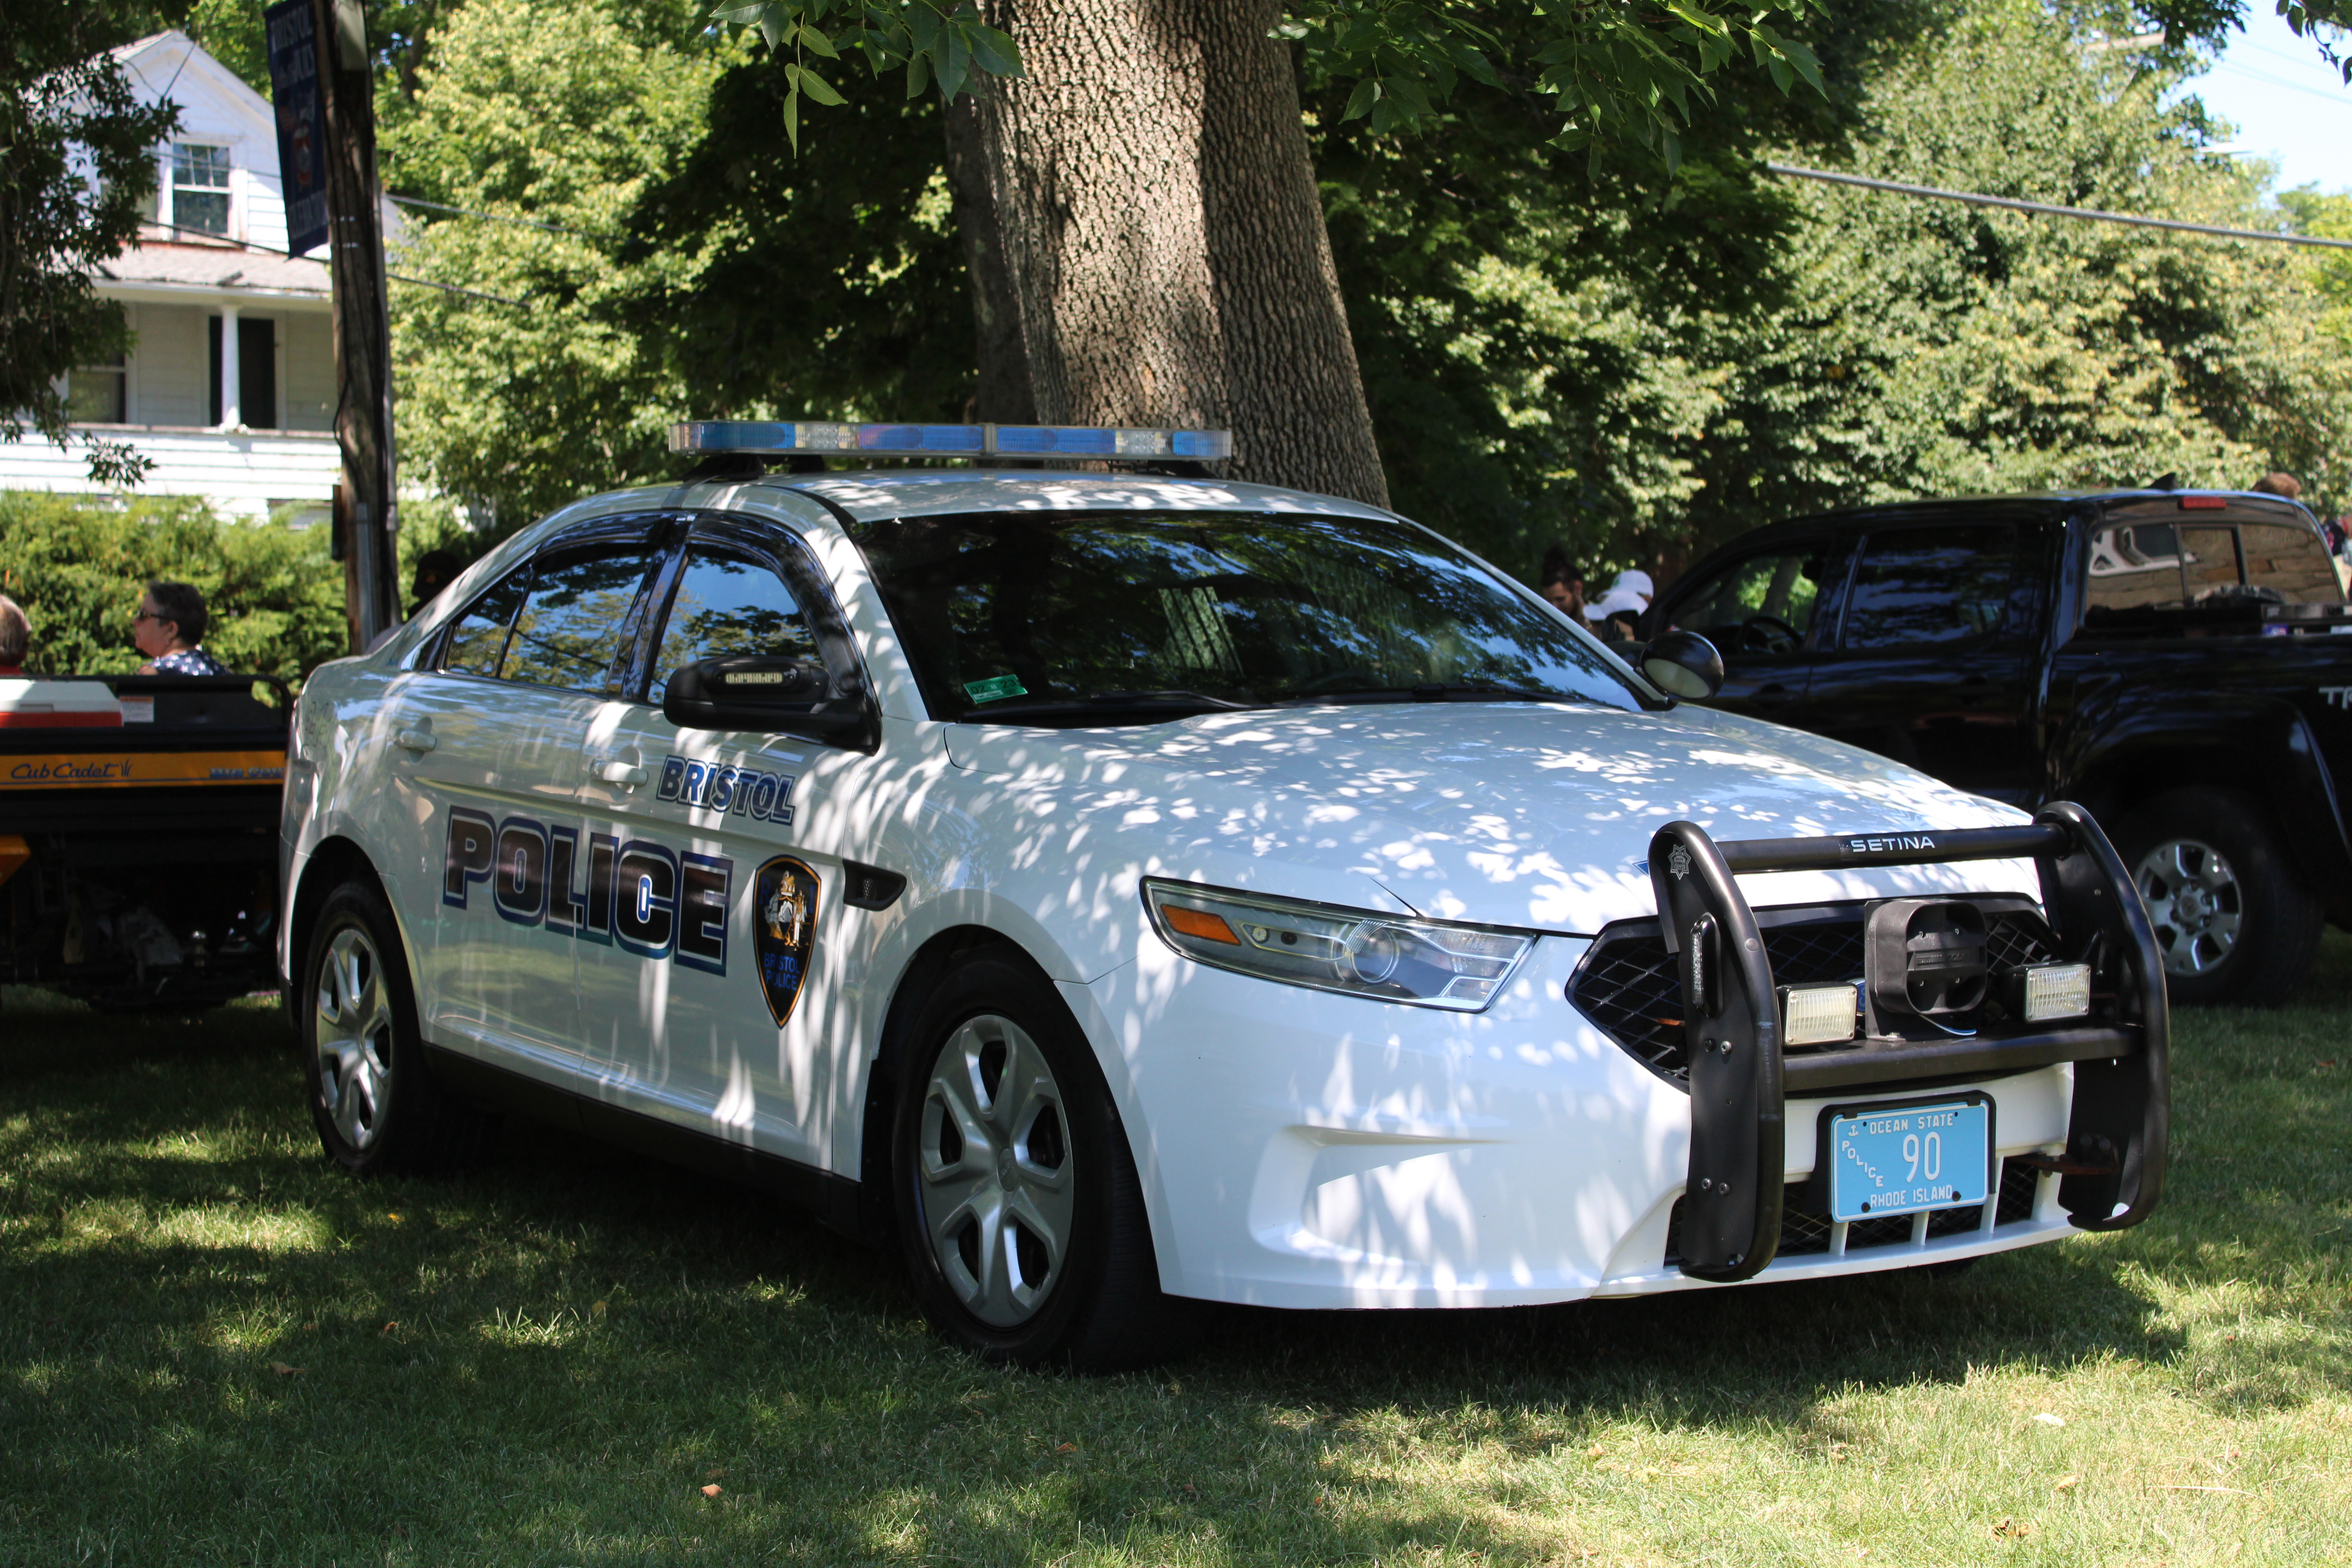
(946, 0, 1387, 506)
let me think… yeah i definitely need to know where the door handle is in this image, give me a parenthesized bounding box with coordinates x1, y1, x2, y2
(588, 750, 647, 787)
(394, 726, 436, 753)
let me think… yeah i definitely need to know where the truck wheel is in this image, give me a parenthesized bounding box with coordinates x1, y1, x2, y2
(2117, 788, 2321, 1006)
(299, 878, 493, 1174)
(889, 946, 1194, 1372)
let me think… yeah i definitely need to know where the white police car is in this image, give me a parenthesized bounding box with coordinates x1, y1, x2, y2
(281, 421, 2168, 1369)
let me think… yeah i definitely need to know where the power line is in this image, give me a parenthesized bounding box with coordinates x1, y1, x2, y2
(133, 222, 526, 302)
(1762, 162, 2352, 249)
(387, 193, 606, 239)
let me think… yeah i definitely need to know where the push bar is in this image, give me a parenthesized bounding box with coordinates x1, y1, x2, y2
(1647, 802, 2168, 1283)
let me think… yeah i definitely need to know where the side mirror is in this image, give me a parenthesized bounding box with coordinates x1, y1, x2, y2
(662, 655, 875, 749)
(1640, 629, 1725, 702)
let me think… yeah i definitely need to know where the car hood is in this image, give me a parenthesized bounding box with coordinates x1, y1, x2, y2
(945, 701, 2037, 933)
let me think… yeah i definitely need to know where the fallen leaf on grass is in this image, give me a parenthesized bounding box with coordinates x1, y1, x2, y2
(591, 1300, 609, 1320)
(2055, 1475, 2078, 1493)
(1586, 1444, 1604, 1460)
(1055, 1442, 1078, 1454)
(387, 1212, 403, 1222)
(2033, 1413, 2065, 1426)
(267, 1361, 305, 1377)
(1992, 1517, 2034, 1539)
(700, 1484, 722, 1498)
(379, 1321, 398, 1336)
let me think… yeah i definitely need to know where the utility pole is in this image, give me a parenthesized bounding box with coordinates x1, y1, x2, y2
(315, 0, 398, 648)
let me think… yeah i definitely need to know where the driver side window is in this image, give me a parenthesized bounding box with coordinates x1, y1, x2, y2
(1674, 541, 1837, 655)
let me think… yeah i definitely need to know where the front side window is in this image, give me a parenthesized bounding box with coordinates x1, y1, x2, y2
(164, 143, 231, 236)
(648, 546, 824, 704)
(848, 511, 1646, 721)
(500, 545, 661, 694)
(1668, 540, 1837, 655)
(442, 569, 528, 678)
(1841, 526, 2021, 650)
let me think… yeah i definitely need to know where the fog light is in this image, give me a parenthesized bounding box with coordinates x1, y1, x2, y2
(1781, 983, 1859, 1047)
(2019, 962, 2092, 1022)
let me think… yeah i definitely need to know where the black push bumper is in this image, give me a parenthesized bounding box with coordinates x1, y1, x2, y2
(1647, 802, 2168, 1282)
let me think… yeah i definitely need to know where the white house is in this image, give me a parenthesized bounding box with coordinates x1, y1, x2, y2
(1, 31, 351, 522)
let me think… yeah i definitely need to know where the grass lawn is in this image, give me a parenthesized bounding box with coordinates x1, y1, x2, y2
(3, 942, 2348, 1567)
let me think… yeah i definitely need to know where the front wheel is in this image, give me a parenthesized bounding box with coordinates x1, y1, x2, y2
(2116, 787, 2321, 1006)
(299, 877, 493, 1174)
(889, 946, 1192, 1371)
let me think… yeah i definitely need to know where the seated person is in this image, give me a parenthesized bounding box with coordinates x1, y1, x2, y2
(0, 594, 26, 676)
(132, 581, 227, 675)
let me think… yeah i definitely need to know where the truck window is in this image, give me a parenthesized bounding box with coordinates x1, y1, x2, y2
(1668, 541, 1837, 653)
(2086, 521, 2189, 616)
(2239, 521, 2344, 605)
(648, 546, 824, 704)
(1840, 526, 2020, 649)
(501, 545, 662, 694)
(2178, 525, 2241, 605)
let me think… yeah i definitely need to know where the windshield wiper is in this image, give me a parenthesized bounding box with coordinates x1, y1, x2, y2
(1276, 682, 1594, 707)
(961, 689, 1257, 725)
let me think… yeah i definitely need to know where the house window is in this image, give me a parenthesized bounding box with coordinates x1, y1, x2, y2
(65, 353, 128, 425)
(163, 143, 232, 236)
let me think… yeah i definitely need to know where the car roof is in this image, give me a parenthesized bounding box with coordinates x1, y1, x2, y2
(1695, 488, 2318, 551)
(732, 468, 1396, 526)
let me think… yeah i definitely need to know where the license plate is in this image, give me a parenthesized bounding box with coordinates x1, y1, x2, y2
(1828, 1100, 1990, 1222)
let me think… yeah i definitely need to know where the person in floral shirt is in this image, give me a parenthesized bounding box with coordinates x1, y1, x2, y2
(131, 582, 227, 675)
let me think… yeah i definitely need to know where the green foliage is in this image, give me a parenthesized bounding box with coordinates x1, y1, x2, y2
(0, 492, 348, 678)
(382, 0, 739, 534)
(712, 1, 1020, 149)
(0, 4, 183, 486)
(1327, 1, 2349, 584)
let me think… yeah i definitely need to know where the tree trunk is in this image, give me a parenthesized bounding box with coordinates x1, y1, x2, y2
(946, 0, 1388, 506)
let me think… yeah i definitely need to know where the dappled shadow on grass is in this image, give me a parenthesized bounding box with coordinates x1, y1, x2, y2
(4, 965, 2350, 1564)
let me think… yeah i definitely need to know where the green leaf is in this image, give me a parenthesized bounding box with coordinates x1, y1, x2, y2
(1342, 76, 1381, 121)
(797, 22, 838, 58)
(905, 51, 930, 98)
(796, 65, 847, 106)
(968, 25, 1023, 79)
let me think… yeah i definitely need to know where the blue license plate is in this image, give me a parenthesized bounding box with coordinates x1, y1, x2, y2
(1828, 1100, 1990, 1222)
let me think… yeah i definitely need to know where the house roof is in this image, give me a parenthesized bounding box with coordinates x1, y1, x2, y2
(97, 241, 329, 299)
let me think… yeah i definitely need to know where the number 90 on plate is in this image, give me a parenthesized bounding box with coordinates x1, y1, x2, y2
(1827, 1099, 1991, 1223)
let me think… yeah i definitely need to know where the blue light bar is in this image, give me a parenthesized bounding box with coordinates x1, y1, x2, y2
(669, 421, 1233, 463)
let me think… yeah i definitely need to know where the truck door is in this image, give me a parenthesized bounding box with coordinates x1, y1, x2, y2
(388, 524, 666, 1089)
(1801, 521, 2040, 803)
(1653, 534, 1846, 723)
(573, 521, 875, 1171)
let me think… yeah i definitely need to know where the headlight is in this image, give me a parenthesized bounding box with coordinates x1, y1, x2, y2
(1142, 878, 1535, 1011)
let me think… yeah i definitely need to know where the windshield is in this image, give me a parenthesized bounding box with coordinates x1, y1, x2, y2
(846, 510, 1647, 722)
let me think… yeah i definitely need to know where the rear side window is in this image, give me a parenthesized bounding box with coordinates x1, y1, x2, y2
(1840, 526, 2021, 649)
(648, 546, 825, 704)
(2084, 514, 2344, 632)
(441, 570, 528, 677)
(502, 546, 661, 694)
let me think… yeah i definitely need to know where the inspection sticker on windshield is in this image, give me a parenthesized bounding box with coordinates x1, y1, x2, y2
(1828, 1100, 1989, 1221)
(965, 673, 1027, 704)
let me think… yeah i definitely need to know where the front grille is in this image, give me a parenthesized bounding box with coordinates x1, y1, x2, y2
(1569, 903, 2061, 1083)
(1660, 1156, 2045, 1269)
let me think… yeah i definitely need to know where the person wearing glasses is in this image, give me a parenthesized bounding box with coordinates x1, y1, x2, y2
(131, 582, 227, 675)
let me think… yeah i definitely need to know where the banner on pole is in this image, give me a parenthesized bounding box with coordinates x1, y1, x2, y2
(263, 0, 328, 256)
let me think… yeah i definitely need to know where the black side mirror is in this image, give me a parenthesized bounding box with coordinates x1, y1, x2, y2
(662, 656, 875, 749)
(1639, 629, 1725, 702)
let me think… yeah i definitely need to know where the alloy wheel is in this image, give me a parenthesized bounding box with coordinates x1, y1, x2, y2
(315, 924, 395, 1149)
(917, 1013, 1075, 1328)
(2133, 837, 2243, 979)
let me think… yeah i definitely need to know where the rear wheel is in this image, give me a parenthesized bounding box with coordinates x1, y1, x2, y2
(890, 946, 1193, 1371)
(299, 878, 493, 1174)
(2116, 787, 2321, 1006)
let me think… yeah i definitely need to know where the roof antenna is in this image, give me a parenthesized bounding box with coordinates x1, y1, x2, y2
(2147, 472, 2180, 491)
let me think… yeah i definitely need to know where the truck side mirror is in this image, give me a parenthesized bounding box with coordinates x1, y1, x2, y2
(662, 656, 875, 749)
(1641, 630, 1726, 702)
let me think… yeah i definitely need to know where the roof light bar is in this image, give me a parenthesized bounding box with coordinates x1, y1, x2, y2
(670, 420, 1232, 463)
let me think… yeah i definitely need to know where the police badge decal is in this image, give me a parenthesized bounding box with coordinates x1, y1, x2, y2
(751, 857, 820, 1026)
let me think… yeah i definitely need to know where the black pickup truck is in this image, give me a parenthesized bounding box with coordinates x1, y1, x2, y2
(1649, 487, 2352, 1005)
(1, 674, 287, 1009)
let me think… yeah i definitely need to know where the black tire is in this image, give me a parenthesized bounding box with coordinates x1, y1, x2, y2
(2115, 786, 2322, 1007)
(889, 945, 1194, 1372)
(298, 877, 494, 1174)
